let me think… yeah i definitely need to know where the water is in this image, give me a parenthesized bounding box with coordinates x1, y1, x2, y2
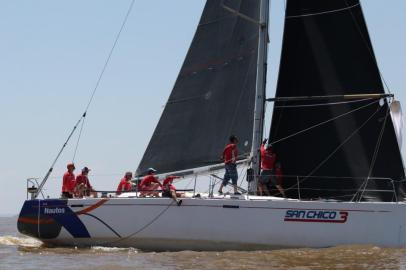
(1, 216, 406, 270)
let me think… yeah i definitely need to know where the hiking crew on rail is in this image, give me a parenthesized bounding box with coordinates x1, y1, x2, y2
(139, 168, 162, 197)
(59, 135, 285, 199)
(62, 163, 76, 198)
(116, 171, 134, 195)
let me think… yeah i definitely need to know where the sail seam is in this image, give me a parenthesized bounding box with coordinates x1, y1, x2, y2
(198, 15, 235, 27)
(179, 44, 257, 77)
(285, 3, 360, 19)
(220, 0, 260, 25)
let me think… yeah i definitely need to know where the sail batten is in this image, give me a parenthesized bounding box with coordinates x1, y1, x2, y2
(285, 2, 360, 19)
(268, 0, 405, 201)
(137, 1, 261, 175)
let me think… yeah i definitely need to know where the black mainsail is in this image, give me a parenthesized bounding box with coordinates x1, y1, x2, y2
(269, 0, 405, 201)
(137, 1, 260, 175)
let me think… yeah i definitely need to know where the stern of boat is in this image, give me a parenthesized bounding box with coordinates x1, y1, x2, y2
(17, 199, 64, 239)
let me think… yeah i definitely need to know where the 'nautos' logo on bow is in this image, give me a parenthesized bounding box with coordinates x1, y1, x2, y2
(284, 210, 348, 223)
(44, 208, 66, 215)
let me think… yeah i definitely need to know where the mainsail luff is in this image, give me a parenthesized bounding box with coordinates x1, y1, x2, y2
(268, 0, 406, 201)
(137, 1, 261, 175)
(249, 0, 270, 194)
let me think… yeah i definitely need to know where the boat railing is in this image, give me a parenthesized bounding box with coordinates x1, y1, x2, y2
(76, 189, 195, 199)
(106, 175, 398, 202)
(26, 172, 399, 203)
(26, 178, 44, 200)
(262, 174, 399, 202)
(203, 169, 400, 202)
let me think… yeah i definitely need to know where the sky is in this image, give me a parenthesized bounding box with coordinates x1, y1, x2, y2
(0, 0, 405, 215)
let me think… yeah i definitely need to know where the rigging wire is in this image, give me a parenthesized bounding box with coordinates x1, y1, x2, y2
(35, 0, 137, 198)
(99, 163, 245, 247)
(72, 0, 137, 156)
(84, 0, 136, 113)
(284, 103, 383, 193)
(105, 200, 174, 246)
(35, 116, 87, 199)
(270, 99, 379, 145)
(72, 114, 86, 162)
(355, 104, 391, 201)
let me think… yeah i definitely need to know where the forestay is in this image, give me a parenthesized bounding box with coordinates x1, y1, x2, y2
(268, 0, 406, 201)
(137, 0, 260, 175)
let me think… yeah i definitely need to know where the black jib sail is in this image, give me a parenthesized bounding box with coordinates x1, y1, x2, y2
(137, 1, 260, 175)
(269, 0, 406, 201)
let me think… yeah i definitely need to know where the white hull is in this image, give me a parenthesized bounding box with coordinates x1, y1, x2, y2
(17, 195, 406, 251)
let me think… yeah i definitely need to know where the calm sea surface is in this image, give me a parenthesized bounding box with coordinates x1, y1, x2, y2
(1, 216, 406, 270)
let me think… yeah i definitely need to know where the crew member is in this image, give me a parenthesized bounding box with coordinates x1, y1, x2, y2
(162, 175, 183, 206)
(116, 171, 133, 195)
(139, 168, 162, 197)
(62, 163, 76, 198)
(218, 135, 241, 195)
(258, 138, 276, 196)
(75, 167, 96, 198)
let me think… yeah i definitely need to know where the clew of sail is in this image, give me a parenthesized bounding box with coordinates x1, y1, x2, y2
(268, 0, 406, 201)
(137, 0, 260, 175)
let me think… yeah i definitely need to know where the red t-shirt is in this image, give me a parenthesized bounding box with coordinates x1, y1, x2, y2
(162, 176, 180, 192)
(222, 143, 238, 164)
(62, 172, 75, 193)
(75, 174, 92, 190)
(260, 144, 276, 170)
(139, 175, 162, 189)
(116, 178, 132, 194)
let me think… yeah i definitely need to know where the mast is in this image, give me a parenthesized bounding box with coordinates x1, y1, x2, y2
(249, 0, 270, 194)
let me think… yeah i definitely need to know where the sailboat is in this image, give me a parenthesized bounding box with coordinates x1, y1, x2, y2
(17, 0, 406, 251)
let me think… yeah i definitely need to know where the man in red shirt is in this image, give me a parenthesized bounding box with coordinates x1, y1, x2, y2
(162, 175, 183, 206)
(62, 163, 76, 198)
(139, 168, 162, 197)
(258, 139, 276, 196)
(75, 167, 96, 198)
(218, 135, 241, 195)
(116, 171, 134, 195)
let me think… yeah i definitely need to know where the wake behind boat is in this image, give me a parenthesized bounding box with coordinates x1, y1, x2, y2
(18, 0, 406, 251)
